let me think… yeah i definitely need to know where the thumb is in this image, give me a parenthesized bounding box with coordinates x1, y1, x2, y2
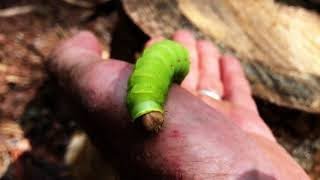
(47, 31, 135, 139)
(48, 31, 103, 81)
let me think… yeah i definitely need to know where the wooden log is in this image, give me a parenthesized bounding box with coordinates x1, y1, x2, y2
(123, 0, 320, 113)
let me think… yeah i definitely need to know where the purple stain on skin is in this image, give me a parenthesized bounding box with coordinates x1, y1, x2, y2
(169, 130, 181, 138)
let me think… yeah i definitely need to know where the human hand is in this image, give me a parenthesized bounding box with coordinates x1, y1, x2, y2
(48, 30, 309, 179)
(148, 30, 275, 141)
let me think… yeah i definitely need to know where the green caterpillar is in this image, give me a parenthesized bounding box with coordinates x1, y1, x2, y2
(127, 40, 190, 132)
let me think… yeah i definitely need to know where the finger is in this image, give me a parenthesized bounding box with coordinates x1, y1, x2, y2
(48, 32, 134, 138)
(57, 31, 102, 55)
(220, 55, 258, 113)
(172, 30, 199, 92)
(197, 40, 223, 97)
(48, 31, 103, 78)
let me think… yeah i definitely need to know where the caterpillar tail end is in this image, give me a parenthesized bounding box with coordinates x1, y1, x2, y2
(138, 112, 164, 133)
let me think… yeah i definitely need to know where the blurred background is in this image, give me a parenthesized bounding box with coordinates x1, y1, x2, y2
(0, 0, 320, 179)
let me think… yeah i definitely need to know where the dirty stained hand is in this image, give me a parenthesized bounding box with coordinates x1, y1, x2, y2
(48, 30, 309, 179)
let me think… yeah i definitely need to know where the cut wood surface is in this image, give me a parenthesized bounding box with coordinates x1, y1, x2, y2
(123, 0, 320, 113)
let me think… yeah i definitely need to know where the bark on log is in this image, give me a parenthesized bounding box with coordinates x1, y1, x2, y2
(123, 0, 320, 113)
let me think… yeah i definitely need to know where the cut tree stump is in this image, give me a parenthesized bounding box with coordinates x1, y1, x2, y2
(123, 0, 320, 113)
